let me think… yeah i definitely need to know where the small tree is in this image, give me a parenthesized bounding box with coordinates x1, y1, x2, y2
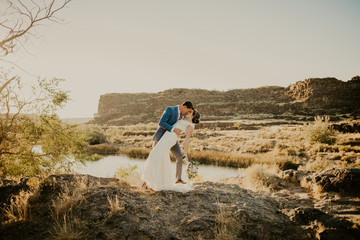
(304, 116, 337, 145)
(0, 70, 87, 177)
(0, 0, 84, 177)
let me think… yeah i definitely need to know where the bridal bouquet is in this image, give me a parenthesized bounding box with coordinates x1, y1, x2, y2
(186, 158, 198, 180)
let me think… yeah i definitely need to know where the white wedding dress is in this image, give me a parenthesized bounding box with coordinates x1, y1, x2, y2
(141, 119, 195, 192)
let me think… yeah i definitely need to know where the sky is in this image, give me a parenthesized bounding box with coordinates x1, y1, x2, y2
(4, 0, 360, 118)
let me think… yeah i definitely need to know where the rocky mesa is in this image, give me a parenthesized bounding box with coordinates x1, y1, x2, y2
(91, 76, 360, 126)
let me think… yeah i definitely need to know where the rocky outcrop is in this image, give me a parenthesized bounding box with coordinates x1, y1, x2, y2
(93, 87, 291, 125)
(285, 77, 360, 115)
(1, 174, 360, 240)
(301, 168, 360, 197)
(282, 207, 360, 240)
(91, 76, 360, 126)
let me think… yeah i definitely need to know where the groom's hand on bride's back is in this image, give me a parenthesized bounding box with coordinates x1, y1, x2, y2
(173, 128, 181, 135)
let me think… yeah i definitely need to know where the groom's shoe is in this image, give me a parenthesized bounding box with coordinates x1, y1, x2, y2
(175, 179, 186, 184)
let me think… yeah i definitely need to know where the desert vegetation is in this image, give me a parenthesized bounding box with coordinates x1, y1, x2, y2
(82, 116, 360, 173)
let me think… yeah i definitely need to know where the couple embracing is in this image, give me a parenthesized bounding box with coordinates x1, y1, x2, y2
(141, 101, 200, 193)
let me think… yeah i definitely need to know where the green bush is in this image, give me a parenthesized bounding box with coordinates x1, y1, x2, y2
(305, 116, 337, 144)
(76, 125, 107, 145)
(0, 115, 89, 177)
(86, 130, 107, 145)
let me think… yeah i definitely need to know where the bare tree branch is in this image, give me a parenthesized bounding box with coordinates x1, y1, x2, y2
(0, 0, 72, 57)
(0, 76, 16, 94)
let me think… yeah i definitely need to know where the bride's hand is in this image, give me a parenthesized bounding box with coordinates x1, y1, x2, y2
(182, 156, 188, 165)
(173, 128, 181, 135)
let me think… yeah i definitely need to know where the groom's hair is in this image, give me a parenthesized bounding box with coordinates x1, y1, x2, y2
(182, 101, 194, 110)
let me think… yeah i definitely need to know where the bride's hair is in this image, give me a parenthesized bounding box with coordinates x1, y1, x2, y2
(192, 110, 200, 124)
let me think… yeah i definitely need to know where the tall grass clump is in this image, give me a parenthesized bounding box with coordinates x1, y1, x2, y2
(189, 150, 255, 168)
(240, 164, 279, 193)
(304, 116, 337, 144)
(50, 181, 87, 239)
(84, 143, 120, 155)
(122, 147, 150, 159)
(3, 190, 32, 223)
(107, 195, 125, 214)
(215, 201, 237, 240)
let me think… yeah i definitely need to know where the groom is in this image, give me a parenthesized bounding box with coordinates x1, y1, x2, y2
(153, 101, 194, 184)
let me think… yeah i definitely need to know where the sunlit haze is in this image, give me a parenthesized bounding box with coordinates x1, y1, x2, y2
(5, 0, 360, 118)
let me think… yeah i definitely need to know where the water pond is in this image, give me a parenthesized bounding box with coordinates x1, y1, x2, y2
(75, 155, 239, 181)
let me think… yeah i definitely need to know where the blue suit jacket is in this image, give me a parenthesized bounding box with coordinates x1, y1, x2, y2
(153, 106, 179, 142)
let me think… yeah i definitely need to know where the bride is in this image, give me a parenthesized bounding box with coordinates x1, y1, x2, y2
(141, 109, 200, 192)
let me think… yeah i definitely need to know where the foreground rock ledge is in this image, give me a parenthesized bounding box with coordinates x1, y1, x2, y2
(1, 174, 359, 240)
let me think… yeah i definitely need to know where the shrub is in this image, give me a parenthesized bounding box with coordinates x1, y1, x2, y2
(0, 115, 89, 177)
(75, 124, 107, 145)
(114, 164, 141, 186)
(240, 164, 279, 192)
(304, 116, 337, 144)
(114, 164, 137, 179)
(87, 130, 107, 145)
(84, 127, 107, 145)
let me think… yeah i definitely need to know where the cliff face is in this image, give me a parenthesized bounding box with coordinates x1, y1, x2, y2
(92, 77, 360, 125)
(285, 77, 360, 114)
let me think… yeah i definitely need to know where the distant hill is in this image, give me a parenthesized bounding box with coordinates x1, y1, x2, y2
(91, 76, 360, 125)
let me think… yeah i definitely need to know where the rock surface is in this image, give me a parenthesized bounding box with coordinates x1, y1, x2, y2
(301, 168, 360, 197)
(91, 77, 360, 125)
(1, 174, 360, 240)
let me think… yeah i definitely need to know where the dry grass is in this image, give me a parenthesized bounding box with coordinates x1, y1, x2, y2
(189, 150, 254, 168)
(50, 179, 88, 239)
(26, 176, 41, 190)
(51, 213, 84, 240)
(3, 190, 32, 223)
(84, 144, 120, 155)
(215, 201, 237, 240)
(121, 147, 150, 159)
(51, 186, 85, 219)
(190, 149, 296, 169)
(107, 195, 125, 213)
(239, 164, 279, 193)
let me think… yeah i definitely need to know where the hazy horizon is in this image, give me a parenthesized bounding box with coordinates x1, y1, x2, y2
(4, 0, 360, 118)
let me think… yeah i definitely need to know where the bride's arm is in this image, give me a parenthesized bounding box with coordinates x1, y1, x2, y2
(183, 125, 194, 160)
